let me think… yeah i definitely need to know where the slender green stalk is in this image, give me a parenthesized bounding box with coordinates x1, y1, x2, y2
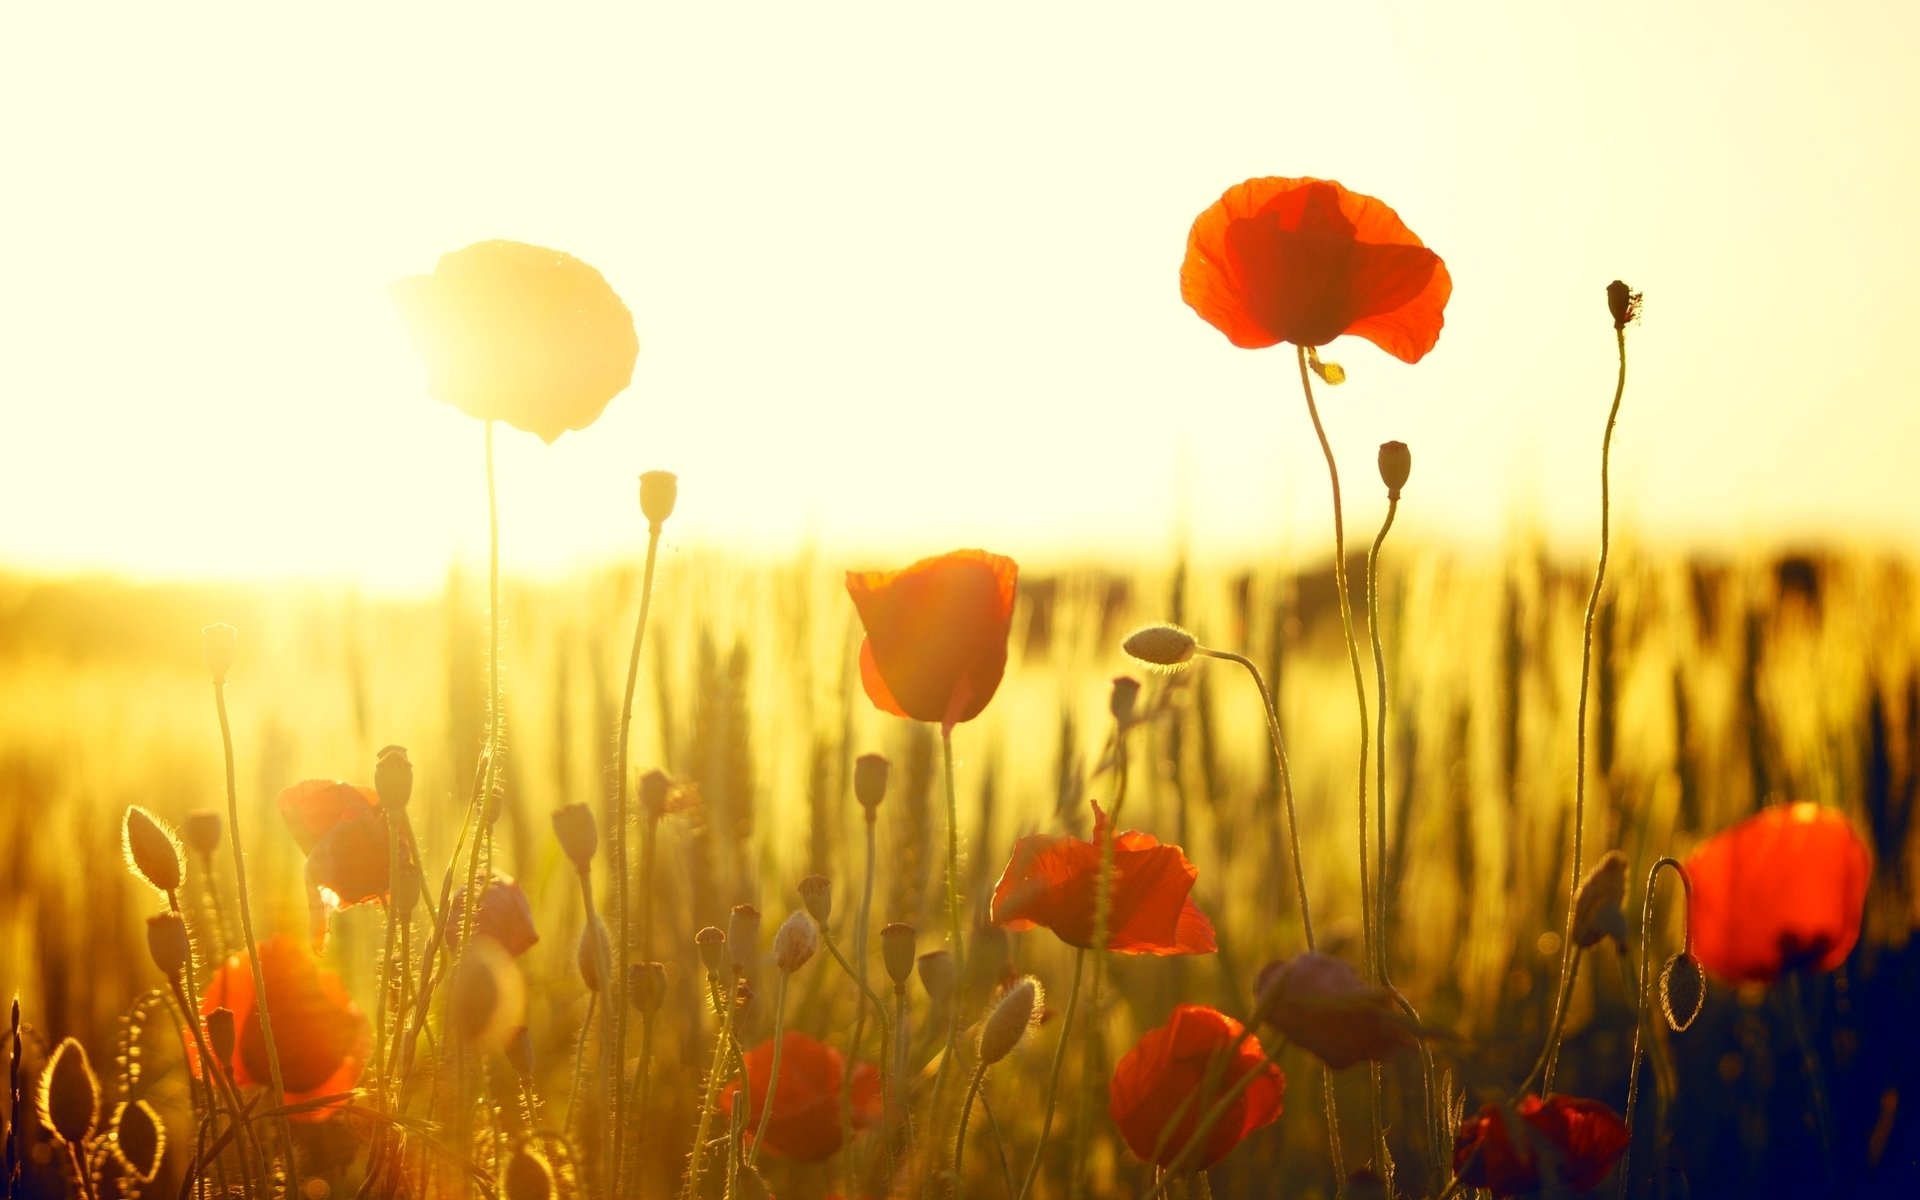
(378, 817, 400, 1114)
(955, 1059, 990, 1188)
(978, 1088, 1019, 1200)
(844, 814, 880, 1197)
(1015, 949, 1085, 1200)
(823, 928, 894, 1118)
(683, 975, 734, 1200)
(1620, 857, 1688, 1199)
(1543, 324, 1630, 1094)
(168, 978, 265, 1199)
(1521, 947, 1586, 1095)
(745, 971, 792, 1170)
(566, 992, 599, 1136)
(893, 986, 913, 1157)
(929, 727, 966, 1123)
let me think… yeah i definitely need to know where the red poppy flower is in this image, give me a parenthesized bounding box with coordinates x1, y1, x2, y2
(1181, 177, 1451, 362)
(391, 240, 640, 443)
(846, 549, 1017, 733)
(445, 874, 540, 958)
(1253, 952, 1413, 1069)
(1685, 801, 1871, 984)
(1109, 1005, 1283, 1169)
(720, 1032, 881, 1161)
(1452, 1093, 1629, 1197)
(990, 801, 1216, 955)
(198, 934, 370, 1120)
(276, 780, 389, 911)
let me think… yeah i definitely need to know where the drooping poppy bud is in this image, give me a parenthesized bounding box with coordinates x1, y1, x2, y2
(639, 769, 675, 821)
(1253, 952, 1413, 1070)
(551, 803, 599, 873)
(1122, 625, 1197, 669)
(1109, 675, 1142, 726)
(38, 1038, 100, 1146)
(629, 962, 668, 1014)
(1661, 952, 1705, 1033)
(205, 1008, 236, 1069)
(1571, 851, 1630, 950)
(184, 810, 223, 858)
(146, 913, 190, 981)
(375, 745, 413, 811)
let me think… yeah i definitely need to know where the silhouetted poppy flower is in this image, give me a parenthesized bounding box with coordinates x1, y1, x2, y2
(1109, 1005, 1283, 1168)
(1253, 952, 1413, 1069)
(720, 1031, 881, 1161)
(1452, 1093, 1629, 1197)
(846, 549, 1017, 733)
(1181, 177, 1451, 362)
(276, 780, 389, 911)
(990, 800, 1216, 955)
(1685, 801, 1871, 984)
(199, 934, 370, 1120)
(446, 873, 540, 958)
(391, 240, 639, 443)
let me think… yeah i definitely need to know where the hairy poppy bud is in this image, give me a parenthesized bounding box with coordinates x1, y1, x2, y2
(1607, 280, 1642, 330)
(504, 1143, 555, 1200)
(146, 913, 190, 980)
(1661, 952, 1705, 1032)
(797, 875, 832, 923)
(772, 909, 818, 973)
(505, 1026, 535, 1079)
(375, 745, 413, 810)
(639, 470, 678, 531)
(1572, 851, 1630, 950)
(202, 623, 237, 684)
(696, 926, 727, 975)
(205, 1008, 236, 1068)
(551, 803, 598, 872)
(1123, 624, 1197, 669)
(1378, 441, 1411, 501)
(578, 915, 611, 992)
(110, 1099, 165, 1183)
(727, 905, 761, 974)
(917, 949, 955, 1003)
(1109, 675, 1141, 726)
(979, 976, 1043, 1068)
(184, 810, 223, 858)
(629, 962, 668, 1014)
(881, 923, 917, 987)
(854, 753, 890, 814)
(123, 806, 183, 895)
(38, 1038, 100, 1146)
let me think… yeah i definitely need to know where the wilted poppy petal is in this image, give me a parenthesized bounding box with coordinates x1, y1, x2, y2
(847, 550, 1017, 730)
(721, 1032, 880, 1161)
(1110, 1005, 1283, 1169)
(1685, 802, 1871, 984)
(1453, 1093, 1628, 1197)
(1253, 953, 1413, 1070)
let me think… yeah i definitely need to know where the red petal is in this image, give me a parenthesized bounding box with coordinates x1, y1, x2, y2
(1685, 803, 1871, 983)
(846, 550, 1017, 727)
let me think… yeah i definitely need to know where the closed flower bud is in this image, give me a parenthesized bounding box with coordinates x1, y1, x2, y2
(578, 915, 611, 992)
(504, 1143, 555, 1200)
(696, 926, 727, 975)
(1661, 952, 1705, 1033)
(1123, 624, 1197, 669)
(797, 875, 832, 923)
(38, 1038, 99, 1146)
(1572, 851, 1630, 950)
(110, 1098, 166, 1183)
(1109, 675, 1141, 726)
(727, 905, 761, 974)
(1377, 441, 1411, 500)
(205, 1008, 236, 1067)
(917, 949, 955, 1003)
(551, 803, 599, 872)
(146, 912, 190, 980)
(123, 806, 183, 895)
(979, 975, 1043, 1067)
(202, 623, 237, 684)
(881, 923, 917, 987)
(854, 753, 890, 814)
(184, 810, 223, 858)
(505, 1026, 535, 1079)
(1607, 280, 1643, 329)
(629, 962, 668, 1013)
(639, 470, 678, 531)
(772, 909, 818, 973)
(375, 745, 413, 810)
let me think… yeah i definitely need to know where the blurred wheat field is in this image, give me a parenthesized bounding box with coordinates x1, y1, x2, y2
(2, 543, 1917, 1198)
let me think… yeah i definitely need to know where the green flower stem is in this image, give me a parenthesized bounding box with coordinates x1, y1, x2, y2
(565, 992, 599, 1137)
(928, 726, 966, 1127)
(955, 1058, 991, 1189)
(683, 980, 732, 1200)
(844, 813, 880, 1198)
(167, 977, 264, 1199)
(821, 925, 894, 1172)
(1619, 856, 1688, 1199)
(1015, 948, 1085, 1200)
(745, 970, 792, 1170)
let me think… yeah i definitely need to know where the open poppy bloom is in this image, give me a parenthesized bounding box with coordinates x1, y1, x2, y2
(1181, 177, 1451, 363)
(1452, 1093, 1629, 1197)
(391, 240, 639, 443)
(1685, 801, 1871, 984)
(990, 800, 1216, 955)
(198, 934, 370, 1120)
(1253, 952, 1413, 1069)
(846, 549, 1017, 733)
(276, 780, 389, 911)
(720, 1031, 881, 1161)
(1110, 1005, 1283, 1169)
(445, 873, 540, 958)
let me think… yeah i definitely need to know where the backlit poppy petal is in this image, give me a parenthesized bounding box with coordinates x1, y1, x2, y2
(1109, 1005, 1283, 1169)
(857, 638, 912, 720)
(1685, 802, 1871, 984)
(1452, 1093, 1628, 1197)
(720, 1032, 880, 1161)
(276, 781, 379, 855)
(198, 934, 369, 1120)
(847, 549, 1017, 730)
(1253, 952, 1413, 1070)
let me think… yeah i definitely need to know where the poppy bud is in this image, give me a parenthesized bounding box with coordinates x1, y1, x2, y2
(696, 926, 727, 975)
(639, 768, 674, 820)
(184, 810, 223, 858)
(1661, 952, 1705, 1033)
(38, 1038, 99, 1146)
(629, 962, 668, 1014)
(1572, 851, 1630, 950)
(110, 1099, 166, 1184)
(578, 915, 611, 992)
(504, 1143, 555, 1200)
(979, 976, 1043, 1068)
(123, 806, 183, 895)
(1109, 675, 1141, 726)
(854, 753, 890, 814)
(375, 745, 413, 810)
(881, 923, 917, 987)
(551, 803, 599, 872)
(392, 861, 421, 914)
(797, 875, 832, 923)
(453, 936, 528, 1049)
(1123, 624, 1197, 669)
(917, 949, 955, 1003)
(727, 905, 761, 974)
(146, 913, 190, 981)
(202, 623, 237, 685)
(205, 1008, 236, 1068)
(1607, 280, 1642, 330)
(773, 909, 819, 974)
(505, 1026, 535, 1079)
(639, 470, 678, 531)
(1377, 441, 1411, 501)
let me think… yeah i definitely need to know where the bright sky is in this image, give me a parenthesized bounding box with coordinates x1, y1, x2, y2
(4, 2, 1917, 590)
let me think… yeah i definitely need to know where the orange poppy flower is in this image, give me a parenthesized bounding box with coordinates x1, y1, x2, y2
(198, 934, 370, 1120)
(1109, 1005, 1283, 1169)
(720, 1032, 881, 1161)
(276, 780, 388, 911)
(1253, 952, 1413, 1069)
(846, 549, 1018, 733)
(391, 240, 639, 443)
(1452, 1093, 1629, 1197)
(1181, 177, 1451, 362)
(990, 801, 1216, 955)
(1684, 801, 1871, 984)
(446, 873, 540, 958)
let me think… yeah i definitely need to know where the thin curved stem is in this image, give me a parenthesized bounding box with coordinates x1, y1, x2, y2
(930, 727, 966, 1126)
(1015, 948, 1085, 1200)
(683, 974, 736, 1200)
(844, 814, 880, 1197)
(955, 1059, 989, 1189)
(745, 971, 791, 1170)
(1620, 856, 1688, 1199)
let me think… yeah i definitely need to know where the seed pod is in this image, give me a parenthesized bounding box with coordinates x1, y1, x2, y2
(917, 949, 955, 1004)
(854, 754, 890, 813)
(202, 623, 237, 684)
(110, 1099, 166, 1183)
(183, 810, 223, 858)
(880, 923, 917, 987)
(1378, 441, 1412, 500)
(1572, 851, 1630, 950)
(797, 875, 832, 924)
(1109, 675, 1141, 726)
(1661, 952, 1706, 1033)
(551, 803, 599, 872)
(146, 912, 190, 980)
(38, 1037, 99, 1145)
(727, 905, 761, 974)
(772, 909, 819, 974)
(696, 926, 727, 975)
(639, 769, 674, 820)
(123, 806, 183, 895)
(629, 962, 668, 1014)
(504, 1143, 555, 1200)
(639, 470, 679, 531)
(205, 1008, 236, 1069)
(979, 976, 1043, 1067)
(1122, 624, 1197, 669)
(1607, 280, 1643, 329)
(375, 745, 413, 810)
(577, 914, 611, 992)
